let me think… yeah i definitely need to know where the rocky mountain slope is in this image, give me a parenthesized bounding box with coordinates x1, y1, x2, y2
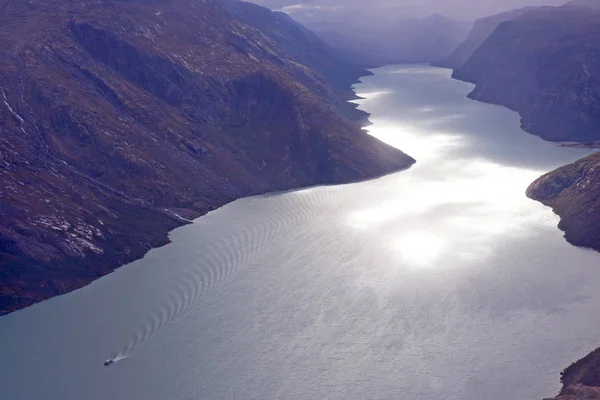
(0, 0, 414, 315)
(438, 0, 600, 70)
(219, 0, 371, 122)
(452, 5, 600, 143)
(543, 347, 600, 400)
(434, 8, 533, 69)
(527, 152, 600, 252)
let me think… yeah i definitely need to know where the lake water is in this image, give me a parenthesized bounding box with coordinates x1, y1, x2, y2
(2, 65, 600, 400)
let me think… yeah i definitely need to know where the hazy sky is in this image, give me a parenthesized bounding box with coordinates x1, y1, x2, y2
(249, 0, 568, 19)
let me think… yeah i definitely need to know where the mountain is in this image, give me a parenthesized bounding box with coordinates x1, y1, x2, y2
(294, 13, 472, 65)
(0, 0, 414, 315)
(452, 5, 600, 143)
(435, 0, 600, 70)
(218, 0, 371, 122)
(527, 151, 600, 252)
(543, 347, 600, 400)
(434, 8, 533, 69)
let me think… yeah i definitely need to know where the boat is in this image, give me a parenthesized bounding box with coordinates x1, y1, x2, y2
(104, 359, 114, 366)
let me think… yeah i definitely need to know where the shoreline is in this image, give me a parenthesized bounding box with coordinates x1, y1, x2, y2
(0, 68, 414, 317)
(448, 70, 600, 151)
(446, 65, 600, 400)
(557, 141, 600, 149)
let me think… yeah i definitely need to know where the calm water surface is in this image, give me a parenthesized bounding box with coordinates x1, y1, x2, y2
(2, 65, 600, 400)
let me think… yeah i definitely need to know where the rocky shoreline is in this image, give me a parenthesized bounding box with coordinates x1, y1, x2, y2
(526, 152, 600, 253)
(544, 348, 600, 400)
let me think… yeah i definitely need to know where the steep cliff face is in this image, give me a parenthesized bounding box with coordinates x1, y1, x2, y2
(452, 5, 600, 143)
(434, 8, 532, 70)
(0, 0, 414, 315)
(527, 152, 600, 252)
(219, 0, 371, 123)
(438, 0, 600, 71)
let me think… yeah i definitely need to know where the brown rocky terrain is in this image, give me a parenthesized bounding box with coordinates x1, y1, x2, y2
(0, 0, 414, 315)
(527, 152, 600, 252)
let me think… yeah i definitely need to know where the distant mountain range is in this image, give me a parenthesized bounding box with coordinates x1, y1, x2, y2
(0, 0, 413, 314)
(291, 12, 472, 65)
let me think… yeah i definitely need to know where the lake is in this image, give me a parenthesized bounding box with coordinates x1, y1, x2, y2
(1, 65, 599, 400)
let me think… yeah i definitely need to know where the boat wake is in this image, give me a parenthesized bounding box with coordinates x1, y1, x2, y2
(110, 185, 344, 360)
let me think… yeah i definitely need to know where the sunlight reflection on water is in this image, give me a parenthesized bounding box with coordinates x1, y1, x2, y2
(1, 65, 599, 400)
(348, 66, 585, 272)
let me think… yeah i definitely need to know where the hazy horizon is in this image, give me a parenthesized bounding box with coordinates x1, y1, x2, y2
(248, 0, 569, 19)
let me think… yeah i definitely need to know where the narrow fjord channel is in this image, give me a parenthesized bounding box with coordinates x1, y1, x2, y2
(2, 65, 600, 400)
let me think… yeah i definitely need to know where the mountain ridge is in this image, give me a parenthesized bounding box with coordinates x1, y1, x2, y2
(434, 7, 534, 69)
(0, 0, 414, 315)
(293, 13, 472, 65)
(452, 5, 600, 143)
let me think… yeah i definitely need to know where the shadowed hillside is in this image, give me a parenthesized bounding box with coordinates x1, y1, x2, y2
(0, 0, 413, 314)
